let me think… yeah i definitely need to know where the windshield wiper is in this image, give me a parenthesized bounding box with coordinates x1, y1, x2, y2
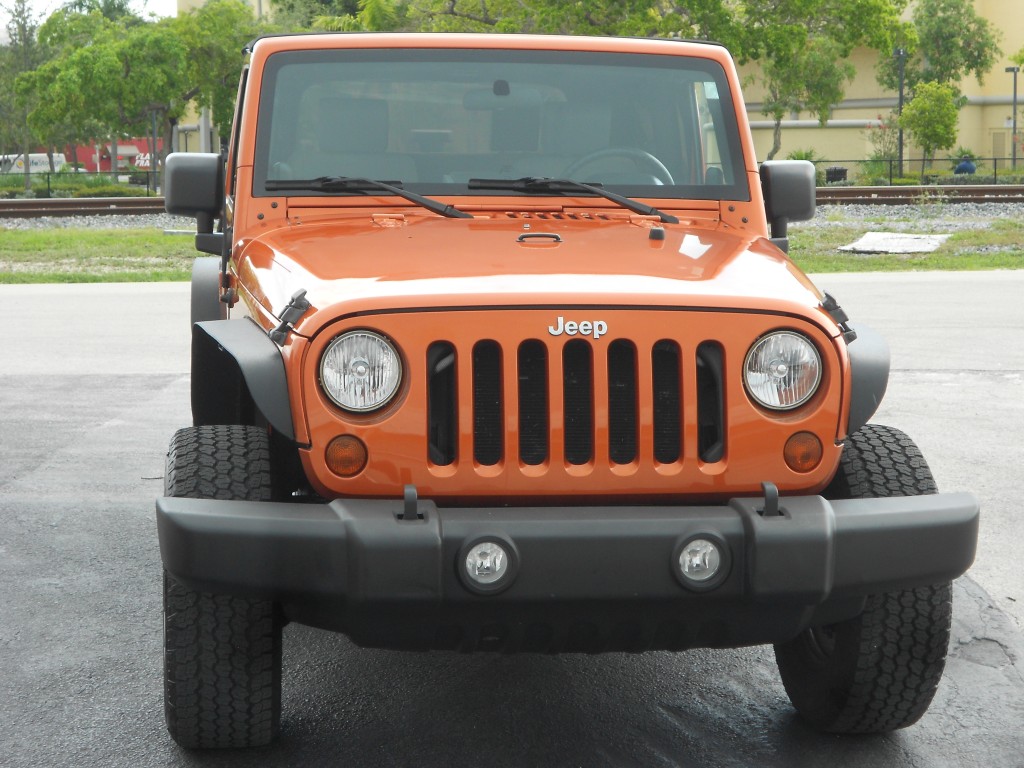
(265, 176, 473, 219)
(468, 176, 679, 224)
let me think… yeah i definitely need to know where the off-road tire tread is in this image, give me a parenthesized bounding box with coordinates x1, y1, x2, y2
(824, 424, 938, 499)
(163, 425, 282, 749)
(774, 424, 952, 734)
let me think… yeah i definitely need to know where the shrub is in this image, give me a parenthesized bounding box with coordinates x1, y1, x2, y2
(784, 149, 826, 185)
(71, 185, 138, 197)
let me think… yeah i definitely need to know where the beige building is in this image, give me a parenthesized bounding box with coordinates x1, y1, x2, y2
(740, 0, 1024, 173)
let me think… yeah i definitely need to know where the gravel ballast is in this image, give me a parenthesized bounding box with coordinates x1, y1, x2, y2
(793, 202, 1024, 232)
(2, 213, 197, 231)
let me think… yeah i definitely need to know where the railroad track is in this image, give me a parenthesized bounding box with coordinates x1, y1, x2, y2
(0, 196, 165, 218)
(816, 184, 1024, 205)
(3, 185, 1024, 218)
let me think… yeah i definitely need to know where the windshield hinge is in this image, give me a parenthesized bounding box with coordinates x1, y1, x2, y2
(268, 289, 311, 345)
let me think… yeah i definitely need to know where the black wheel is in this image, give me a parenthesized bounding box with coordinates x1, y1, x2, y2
(563, 147, 675, 185)
(774, 424, 953, 733)
(163, 425, 283, 748)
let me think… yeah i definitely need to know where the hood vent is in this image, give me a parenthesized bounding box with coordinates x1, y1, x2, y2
(503, 211, 611, 221)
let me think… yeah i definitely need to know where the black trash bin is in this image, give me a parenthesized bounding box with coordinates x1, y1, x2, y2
(825, 166, 848, 183)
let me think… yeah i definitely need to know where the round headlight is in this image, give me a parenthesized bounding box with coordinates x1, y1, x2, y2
(744, 331, 822, 410)
(320, 331, 402, 412)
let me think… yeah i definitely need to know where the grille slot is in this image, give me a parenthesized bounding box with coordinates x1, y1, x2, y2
(607, 340, 638, 464)
(518, 341, 549, 465)
(696, 341, 726, 462)
(473, 341, 503, 465)
(652, 340, 682, 464)
(427, 342, 458, 466)
(563, 340, 594, 465)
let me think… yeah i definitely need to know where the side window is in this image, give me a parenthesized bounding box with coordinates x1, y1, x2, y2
(694, 81, 730, 186)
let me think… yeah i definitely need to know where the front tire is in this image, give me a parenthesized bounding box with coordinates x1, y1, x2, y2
(163, 425, 283, 748)
(774, 424, 953, 733)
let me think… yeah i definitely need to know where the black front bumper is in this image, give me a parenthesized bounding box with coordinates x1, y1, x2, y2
(156, 492, 978, 652)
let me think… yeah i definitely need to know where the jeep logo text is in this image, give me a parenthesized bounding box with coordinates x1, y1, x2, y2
(548, 316, 608, 339)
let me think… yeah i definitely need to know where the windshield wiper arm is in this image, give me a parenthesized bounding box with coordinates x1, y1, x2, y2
(468, 176, 679, 224)
(265, 176, 473, 219)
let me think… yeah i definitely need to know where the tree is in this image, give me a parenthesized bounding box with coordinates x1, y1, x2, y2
(878, 0, 1001, 98)
(741, 0, 905, 159)
(899, 81, 958, 175)
(59, 0, 139, 22)
(176, 0, 274, 135)
(18, 0, 272, 179)
(304, 0, 403, 32)
(300, 0, 699, 38)
(758, 38, 855, 160)
(271, 0, 360, 30)
(20, 13, 187, 169)
(1, 0, 47, 190)
(323, 0, 900, 160)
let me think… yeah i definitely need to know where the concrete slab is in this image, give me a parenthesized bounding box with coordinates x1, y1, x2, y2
(839, 231, 950, 253)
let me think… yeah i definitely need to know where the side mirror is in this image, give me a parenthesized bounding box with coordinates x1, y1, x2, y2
(760, 160, 816, 252)
(165, 153, 225, 255)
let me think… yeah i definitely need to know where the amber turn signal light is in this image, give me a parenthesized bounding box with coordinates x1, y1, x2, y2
(784, 432, 823, 473)
(326, 435, 368, 477)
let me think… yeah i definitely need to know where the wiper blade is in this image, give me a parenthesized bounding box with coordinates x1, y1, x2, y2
(468, 176, 679, 224)
(265, 176, 473, 219)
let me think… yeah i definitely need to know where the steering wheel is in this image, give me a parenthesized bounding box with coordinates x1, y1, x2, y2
(563, 147, 675, 185)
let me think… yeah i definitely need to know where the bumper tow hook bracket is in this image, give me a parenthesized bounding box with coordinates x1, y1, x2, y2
(759, 481, 781, 517)
(402, 484, 423, 521)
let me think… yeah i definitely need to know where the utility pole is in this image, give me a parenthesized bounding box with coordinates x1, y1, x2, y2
(1007, 66, 1020, 170)
(894, 48, 908, 179)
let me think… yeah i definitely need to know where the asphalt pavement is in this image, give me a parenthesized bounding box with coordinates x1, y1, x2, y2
(1, 275, 1021, 767)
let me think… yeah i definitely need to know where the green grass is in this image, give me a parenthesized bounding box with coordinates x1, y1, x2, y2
(0, 227, 197, 283)
(789, 217, 1024, 273)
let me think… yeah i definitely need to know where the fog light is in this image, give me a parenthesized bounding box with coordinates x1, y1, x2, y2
(674, 535, 729, 591)
(325, 435, 368, 477)
(680, 539, 720, 581)
(459, 538, 518, 594)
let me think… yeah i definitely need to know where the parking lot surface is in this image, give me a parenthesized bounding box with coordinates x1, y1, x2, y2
(1, 275, 1021, 766)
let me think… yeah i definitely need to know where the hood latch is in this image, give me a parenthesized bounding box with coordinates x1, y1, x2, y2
(269, 289, 311, 345)
(821, 292, 858, 344)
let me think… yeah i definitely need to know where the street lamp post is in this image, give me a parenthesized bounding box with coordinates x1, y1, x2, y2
(894, 48, 908, 179)
(1007, 66, 1020, 170)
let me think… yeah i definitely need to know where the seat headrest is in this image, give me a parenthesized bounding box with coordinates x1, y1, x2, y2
(318, 98, 389, 153)
(541, 103, 612, 156)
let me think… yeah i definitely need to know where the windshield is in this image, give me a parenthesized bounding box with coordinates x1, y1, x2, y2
(254, 47, 749, 202)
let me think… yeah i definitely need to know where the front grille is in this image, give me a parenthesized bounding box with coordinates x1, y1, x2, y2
(427, 336, 724, 469)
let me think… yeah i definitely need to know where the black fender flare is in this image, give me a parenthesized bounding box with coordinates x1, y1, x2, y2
(191, 319, 296, 442)
(190, 257, 227, 326)
(845, 322, 890, 435)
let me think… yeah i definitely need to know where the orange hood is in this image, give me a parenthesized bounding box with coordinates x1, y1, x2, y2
(234, 211, 829, 338)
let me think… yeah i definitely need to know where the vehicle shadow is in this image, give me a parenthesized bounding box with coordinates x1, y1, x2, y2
(168, 580, 1023, 768)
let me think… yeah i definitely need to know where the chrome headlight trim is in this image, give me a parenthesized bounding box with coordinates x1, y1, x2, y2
(743, 331, 822, 411)
(320, 330, 402, 412)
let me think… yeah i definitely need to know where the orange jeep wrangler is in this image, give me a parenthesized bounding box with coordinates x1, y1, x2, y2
(159, 32, 979, 748)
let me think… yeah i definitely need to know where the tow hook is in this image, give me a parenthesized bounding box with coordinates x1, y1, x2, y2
(759, 481, 782, 517)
